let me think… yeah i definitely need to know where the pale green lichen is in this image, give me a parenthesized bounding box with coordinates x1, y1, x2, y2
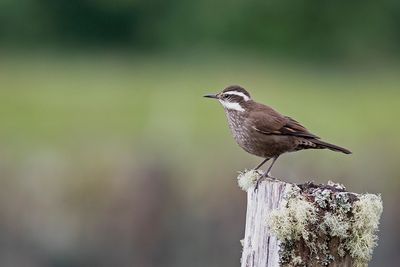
(346, 194, 383, 267)
(291, 256, 303, 265)
(267, 185, 321, 265)
(268, 189, 317, 243)
(237, 169, 261, 191)
(320, 212, 350, 239)
(266, 182, 383, 266)
(327, 180, 345, 190)
(283, 184, 301, 200)
(332, 192, 352, 213)
(314, 189, 331, 208)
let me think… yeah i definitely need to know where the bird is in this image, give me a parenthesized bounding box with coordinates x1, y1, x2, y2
(204, 85, 351, 189)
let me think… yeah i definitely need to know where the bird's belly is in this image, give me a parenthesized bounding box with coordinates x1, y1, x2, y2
(226, 112, 297, 158)
(231, 126, 296, 158)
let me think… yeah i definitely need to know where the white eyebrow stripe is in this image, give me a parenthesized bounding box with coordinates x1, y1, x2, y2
(219, 100, 245, 112)
(222, 91, 250, 101)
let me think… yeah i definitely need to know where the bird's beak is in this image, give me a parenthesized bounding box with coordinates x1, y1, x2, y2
(203, 94, 218, 99)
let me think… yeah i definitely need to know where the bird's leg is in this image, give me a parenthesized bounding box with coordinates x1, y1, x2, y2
(262, 156, 279, 179)
(254, 156, 279, 191)
(253, 158, 270, 170)
(253, 158, 270, 191)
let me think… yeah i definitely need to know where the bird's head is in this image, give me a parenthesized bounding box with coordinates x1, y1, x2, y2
(204, 85, 251, 112)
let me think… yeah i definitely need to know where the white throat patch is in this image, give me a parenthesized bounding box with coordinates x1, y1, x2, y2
(222, 91, 250, 101)
(219, 100, 245, 112)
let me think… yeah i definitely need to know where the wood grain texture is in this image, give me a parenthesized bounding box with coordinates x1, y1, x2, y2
(241, 180, 290, 267)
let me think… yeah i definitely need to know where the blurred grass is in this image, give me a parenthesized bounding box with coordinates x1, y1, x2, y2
(0, 53, 399, 266)
(1, 53, 399, 144)
(1, 53, 399, 190)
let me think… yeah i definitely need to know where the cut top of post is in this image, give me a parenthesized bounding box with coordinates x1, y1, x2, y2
(238, 170, 383, 267)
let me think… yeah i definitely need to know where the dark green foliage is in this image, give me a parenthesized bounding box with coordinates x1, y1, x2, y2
(0, 0, 400, 59)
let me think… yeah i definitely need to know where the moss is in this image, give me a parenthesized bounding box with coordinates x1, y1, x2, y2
(266, 182, 383, 266)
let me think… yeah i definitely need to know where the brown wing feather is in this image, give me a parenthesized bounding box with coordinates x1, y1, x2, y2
(249, 103, 319, 139)
(283, 116, 320, 139)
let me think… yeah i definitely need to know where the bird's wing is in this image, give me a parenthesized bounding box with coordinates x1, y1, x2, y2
(250, 104, 320, 139)
(282, 116, 320, 139)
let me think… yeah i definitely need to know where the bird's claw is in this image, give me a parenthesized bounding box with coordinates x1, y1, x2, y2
(263, 172, 277, 180)
(254, 179, 262, 192)
(253, 172, 277, 192)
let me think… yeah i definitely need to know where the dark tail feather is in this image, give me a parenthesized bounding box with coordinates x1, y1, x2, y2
(312, 139, 352, 154)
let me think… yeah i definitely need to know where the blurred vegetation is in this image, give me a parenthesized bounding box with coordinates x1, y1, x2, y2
(1, 0, 400, 60)
(0, 1, 400, 267)
(1, 54, 399, 266)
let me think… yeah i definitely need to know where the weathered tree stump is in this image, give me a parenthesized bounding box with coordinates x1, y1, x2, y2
(237, 170, 383, 267)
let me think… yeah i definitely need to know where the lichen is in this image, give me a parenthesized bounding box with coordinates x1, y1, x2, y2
(346, 194, 383, 267)
(267, 184, 319, 266)
(327, 180, 346, 190)
(266, 181, 383, 266)
(291, 256, 303, 265)
(314, 188, 331, 208)
(332, 192, 352, 213)
(268, 186, 317, 243)
(237, 169, 261, 191)
(320, 212, 350, 239)
(240, 238, 244, 247)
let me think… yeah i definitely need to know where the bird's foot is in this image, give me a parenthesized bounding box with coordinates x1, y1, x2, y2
(262, 171, 277, 180)
(254, 178, 263, 192)
(254, 172, 277, 192)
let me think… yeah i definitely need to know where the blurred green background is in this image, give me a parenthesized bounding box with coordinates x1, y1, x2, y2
(1, 1, 400, 266)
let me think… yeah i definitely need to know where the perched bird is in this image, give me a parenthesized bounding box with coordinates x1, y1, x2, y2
(204, 85, 351, 189)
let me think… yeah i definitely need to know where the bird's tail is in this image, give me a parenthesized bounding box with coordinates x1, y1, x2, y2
(312, 139, 352, 154)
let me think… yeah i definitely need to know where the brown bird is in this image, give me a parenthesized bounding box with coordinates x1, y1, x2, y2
(204, 85, 351, 189)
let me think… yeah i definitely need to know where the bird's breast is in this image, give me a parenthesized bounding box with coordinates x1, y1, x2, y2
(225, 111, 252, 148)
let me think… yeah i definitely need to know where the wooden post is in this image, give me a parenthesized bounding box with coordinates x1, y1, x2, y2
(238, 170, 383, 267)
